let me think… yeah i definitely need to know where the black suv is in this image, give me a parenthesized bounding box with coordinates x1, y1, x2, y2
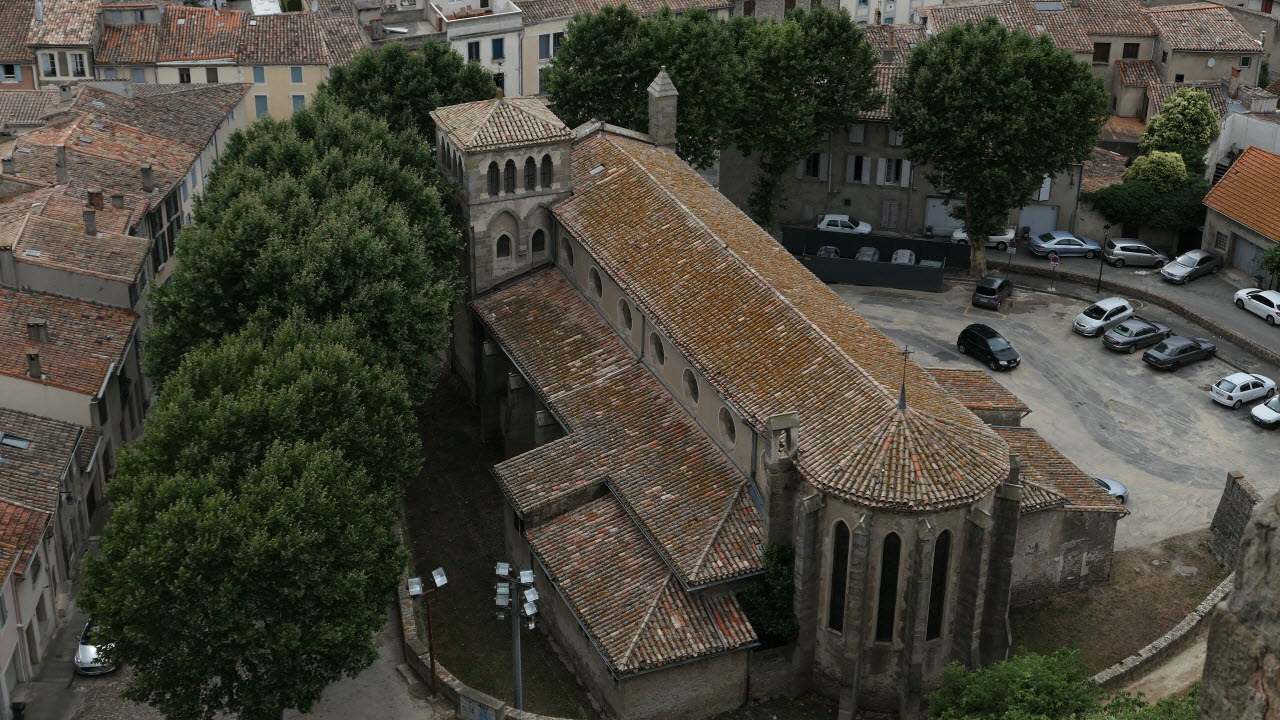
(957, 323, 1020, 371)
(972, 276, 1012, 310)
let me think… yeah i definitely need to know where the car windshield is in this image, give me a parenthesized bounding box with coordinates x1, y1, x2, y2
(1082, 304, 1107, 320)
(1176, 254, 1198, 268)
(975, 286, 998, 296)
(1267, 397, 1280, 413)
(986, 336, 1011, 351)
(1037, 233, 1054, 243)
(1152, 341, 1171, 353)
(1216, 379, 1238, 392)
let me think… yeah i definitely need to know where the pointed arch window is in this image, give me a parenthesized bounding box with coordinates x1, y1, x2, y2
(540, 154, 554, 188)
(487, 162, 500, 196)
(504, 159, 517, 193)
(926, 530, 951, 640)
(828, 521, 850, 631)
(496, 234, 511, 258)
(875, 533, 901, 643)
(524, 157, 537, 191)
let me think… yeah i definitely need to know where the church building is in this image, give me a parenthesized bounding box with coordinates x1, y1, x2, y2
(430, 72, 1119, 720)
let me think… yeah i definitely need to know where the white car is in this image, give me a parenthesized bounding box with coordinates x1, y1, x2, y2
(817, 214, 871, 235)
(1211, 372, 1276, 409)
(1252, 395, 1280, 427)
(952, 226, 1016, 251)
(1234, 288, 1280, 326)
(1072, 297, 1134, 337)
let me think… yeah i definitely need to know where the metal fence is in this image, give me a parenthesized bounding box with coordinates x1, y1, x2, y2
(780, 228, 969, 292)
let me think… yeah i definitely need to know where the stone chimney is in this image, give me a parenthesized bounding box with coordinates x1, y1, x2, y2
(1, 156, 13, 175)
(1230, 67, 1241, 98)
(34, 0, 43, 22)
(141, 163, 154, 192)
(647, 67, 678, 150)
(875, 7, 882, 23)
(26, 350, 41, 379)
(55, 144, 68, 183)
(370, 17, 385, 40)
(58, 84, 72, 103)
(86, 187, 103, 209)
(110, 193, 125, 209)
(26, 319, 47, 343)
(83, 208, 97, 235)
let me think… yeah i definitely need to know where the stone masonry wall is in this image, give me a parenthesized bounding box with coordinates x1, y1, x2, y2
(1210, 470, 1263, 572)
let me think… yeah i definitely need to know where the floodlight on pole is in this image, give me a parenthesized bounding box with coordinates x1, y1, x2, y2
(432, 567, 448, 588)
(524, 587, 539, 603)
(496, 562, 538, 710)
(407, 568, 446, 699)
(407, 577, 424, 597)
(496, 562, 511, 577)
(519, 570, 534, 584)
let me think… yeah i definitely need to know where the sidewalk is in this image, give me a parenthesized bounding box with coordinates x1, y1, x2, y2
(983, 248, 1280, 361)
(14, 602, 89, 720)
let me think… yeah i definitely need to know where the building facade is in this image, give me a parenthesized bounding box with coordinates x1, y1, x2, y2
(1202, 145, 1280, 276)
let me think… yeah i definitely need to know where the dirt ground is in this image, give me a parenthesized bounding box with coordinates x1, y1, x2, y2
(1010, 527, 1226, 674)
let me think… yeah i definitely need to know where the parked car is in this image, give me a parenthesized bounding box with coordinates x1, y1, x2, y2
(817, 214, 871, 235)
(1101, 317, 1172, 353)
(1072, 296, 1134, 337)
(1251, 395, 1280, 427)
(957, 323, 1020, 370)
(75, 619, 116, 676)
(952, 225, 1016, 251)
(1160, 249, 1223, 284)
(1210, 373, 1276, 409)
(891, 249, 916, 265)
(816, 245, 841, 258)
(1104, 239, 1168, 268)
(854, 246, 879, 262)
(1094, 477, 1129, 504)
(1028, 231, 1101, 258)
(1234, 288, 1280, 326)
(1142, 336, 1217, 370)
(971, 275, 1013, 310)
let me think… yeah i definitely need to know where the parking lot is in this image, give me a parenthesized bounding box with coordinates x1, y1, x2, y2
(835, 282, 1280, 549)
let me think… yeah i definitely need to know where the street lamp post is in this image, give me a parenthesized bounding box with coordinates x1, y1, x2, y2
(495, 562, 538, 710)
(407, 567, 448, 698)
(1097, 223, 1111, 293)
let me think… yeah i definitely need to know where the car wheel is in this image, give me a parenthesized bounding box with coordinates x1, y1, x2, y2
(1113, 258, 1125, 268)
(1126, 344, 1136, 354)
(1171, 361, 1181, 371)
(1269, 316, 1277, 326)
(958, 341, 967, 354)
(989, 360, 1000, 371)
(995, 242, 1007, 251)
(1234, 399, 1244, 409)
(1085, 250, 1097, 259)
(1212, 265, 1220, 274)
(1268, 388, 1276, 399)
(1155, 260, 1166, 268)
(1236, 299, 1246, 309)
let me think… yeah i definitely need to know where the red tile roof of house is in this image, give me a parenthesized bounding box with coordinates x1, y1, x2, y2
(1142, 3, 1262, 51)
(0, 0, 35, 63)
(95, 23, 160, 64)
(475, 270, 763, 588)
(158, 6, 244, 62)
(4, 214, 151, 282)
(239, 12, 329, 65)
(994, 427, 1125, 513)
(432, 97, 574, 152)
(864, 24, 926, 64)
(1081, 145, 1128, 193)
(553, 129, 1010, 511)
(1204, 145, 1280, 242)
(25, 0, 97, 46)
(0, 286, 137, 396)
(862, 63, 902, 121)
(0, 406, 92, 515)
(527, 494, 756, 675)
(317, 16, 366, 66)
(0, 500, 49, 576)
(925, 0, 1155, 51)
(925, 368, 1031, 413)
(1116, 59, 1160, 87)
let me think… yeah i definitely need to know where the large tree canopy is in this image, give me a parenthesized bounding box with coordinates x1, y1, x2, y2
(318, 42, 495, 138)
(889, 18, 1106, 276)
(1083, 174, 1209, 230)
(1138, 87, 1220, 156)
(1122, 151, 1187, 192)
(81, 441, 403, 720)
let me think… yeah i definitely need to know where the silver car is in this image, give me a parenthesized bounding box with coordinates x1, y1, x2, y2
(1161, 249, 1223, 284)
(1104, 239, 1168, 268)
(74, 619, 116, 676)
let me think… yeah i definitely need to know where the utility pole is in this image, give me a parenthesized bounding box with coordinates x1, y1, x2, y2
(1097, 223, 1111, 293)
(495, 562, 538, 710)
(407, 567, 448, 697)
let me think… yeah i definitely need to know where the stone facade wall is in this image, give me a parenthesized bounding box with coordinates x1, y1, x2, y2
(747, 646, 790, 703)
(1010, 508, 1120, 607)
(1210, 470, 1263, 572)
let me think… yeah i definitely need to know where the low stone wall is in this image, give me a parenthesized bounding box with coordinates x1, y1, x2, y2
(1091, 575, 1234, 690)
(998, 264, 1280, 367)
(1210, 471, 1263, 572)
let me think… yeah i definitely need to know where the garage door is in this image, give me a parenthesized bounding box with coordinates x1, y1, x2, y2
(1231, 234, 1266, 275)
(925, 197, 961, 235)
(1018, 204, 1059, 239)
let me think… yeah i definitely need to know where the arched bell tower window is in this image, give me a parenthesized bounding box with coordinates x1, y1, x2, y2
(875, 533, 901, 643)
(487, 162, 500, 196)
(532, 229, 546, 253)
(496, 234, 511, 258)
(504, 159, 517, 194)
(926, 530, 951, 640)
(524, 157, 537, 191)
(828, 521, 850, 631)
(540, 154, 554, 188)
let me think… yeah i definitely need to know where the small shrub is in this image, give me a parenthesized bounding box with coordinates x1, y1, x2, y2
(739, 544, 799, 648)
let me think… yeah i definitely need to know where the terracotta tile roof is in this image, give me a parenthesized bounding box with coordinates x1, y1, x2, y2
(1101, 114, 1145, 142)
(158, 6, 244, 62)
(318, 16, 365, 66)
(432, 97, 574, 152)
(4, 214, 150, 282)
(1267, 77, 1280, 96)
(62, 84, 250, 147)
(37, 184, 147, 235)
(926, 0, 1154, 51)
(864, 24, 926, 64)
(1072, 0, 1154, 36)
(0, 407, 88, 515)
(0, 286, 137, 396)
(553, 131, 1010, 511)
(25, 0, 97, 46)
(475, 270, 764, 587)
(515, 0, 731, 23)
(861, 64, 902, 121)
(95, 23, 160, 64)
(994, 427, 1125, 513)
(1116, 59, 1160, 87)
(0, 542, 17, 583)
(1142, 3, 1262, 51)
(1082, 145, 1128, 192)
(239, 12, 329, 65)
(0, 0, 35, 62)
(925, 368, 1030, 413)
(527, 494, 756, 675)
(1019, 480, 1070, 512)
(0, 90, 61, 127)
(1204, 145, 1280, 241)
(0, 501, 48, 576)
(1147, 82, 1227, 118)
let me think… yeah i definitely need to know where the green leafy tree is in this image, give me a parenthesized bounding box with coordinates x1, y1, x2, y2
(1122, 151, 1187, 192)
(738, 544, 799, 648)
(128, 316, 420, 489)
(1259, 245, 1280, 282)
(318, 42, 495, 138)
(81, 441, 404, 720)
(928, 649, 1102, 719)
(889, 18, 1106, 276)
(1138, 88, 1220, 156)
(1083, 174, 1208, 231)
